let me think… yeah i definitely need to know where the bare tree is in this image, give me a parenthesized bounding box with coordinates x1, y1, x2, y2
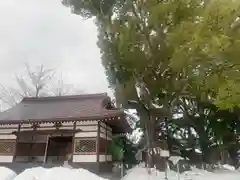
(0, 85, 19, 108)
(0, 64, 54, 108)
(0, 64, 83, 110)
(16, 63, 55, 98)
(50, 73, 84, 96)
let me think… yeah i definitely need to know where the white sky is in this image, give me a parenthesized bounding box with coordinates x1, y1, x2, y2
(0, 0, 111, 95)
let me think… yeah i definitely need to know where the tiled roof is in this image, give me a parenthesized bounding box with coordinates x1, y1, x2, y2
(0, 93, 123, 123)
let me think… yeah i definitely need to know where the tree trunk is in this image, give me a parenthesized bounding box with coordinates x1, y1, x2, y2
(145, 114, 156, 168)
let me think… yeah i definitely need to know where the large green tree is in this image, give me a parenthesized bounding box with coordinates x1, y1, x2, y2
(169, 97, 240, 166)
(168, 0, 240, 109)
(63, 0, 240, 108)
(63, 0, 240, 166)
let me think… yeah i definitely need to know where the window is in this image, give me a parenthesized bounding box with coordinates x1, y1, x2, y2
(74, 138, 96, 154)
(0, 140, 15, 155)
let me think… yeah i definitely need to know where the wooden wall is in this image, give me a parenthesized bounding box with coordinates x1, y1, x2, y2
(73, 121, 112, 163)
(0, 120, 113, 164)
(0, 124, 17, 162)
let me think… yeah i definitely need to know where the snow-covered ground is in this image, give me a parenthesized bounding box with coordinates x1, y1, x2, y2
(0, 167, 16, 180)
(0, 164, 240, 180)
(0, 166, 107, 180)
(123, 164, 240, 180)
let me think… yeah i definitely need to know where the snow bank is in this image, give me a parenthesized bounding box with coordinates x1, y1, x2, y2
(122, 164, 178, 180)
(122, 166, 162, 180)
(1, 164, 240, 180)
(0, 167, 16, 180)
(39, 167, 107, 180)
(13, 167, 46, 180)
(123, 164, 240, 180)
(222, 164, 235, 171)
(169, 156, 184, 165)
(12, 167, 107, 180)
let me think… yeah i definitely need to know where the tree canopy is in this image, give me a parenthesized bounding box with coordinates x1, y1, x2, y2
(63, 0, 240, 167)
(63, 0, 240, 109)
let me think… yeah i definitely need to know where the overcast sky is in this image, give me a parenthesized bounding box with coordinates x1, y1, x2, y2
(0, 0, 110, 95)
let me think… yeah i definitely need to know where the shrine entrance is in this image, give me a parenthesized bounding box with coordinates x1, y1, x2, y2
(46, 136, 72, 163)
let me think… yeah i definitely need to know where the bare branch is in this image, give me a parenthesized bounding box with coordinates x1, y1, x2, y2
(0, 64, 82, 110)
(50, 74, 84, 96)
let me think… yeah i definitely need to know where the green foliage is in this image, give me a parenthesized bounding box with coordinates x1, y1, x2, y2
(108, 139, 123, 161)
(63, 0, 240, 166)
(108, 137, 138, 167)
(63, 0, 240, 105)
(169, 0, 240, 109)
(62, 0, 118, 18)
(166, 97, 240, 164)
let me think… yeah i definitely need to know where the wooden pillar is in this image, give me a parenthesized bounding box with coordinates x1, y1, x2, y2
(105, 124, 108, 159)
(13, 124, 21, 162)
(43, 135, 50, 164)
(29, 135, 34, 161)
(71, 121, 76, 162)
(96, 121, 100, 172)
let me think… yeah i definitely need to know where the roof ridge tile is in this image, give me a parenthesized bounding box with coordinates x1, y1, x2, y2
(21, 93, 108, 102)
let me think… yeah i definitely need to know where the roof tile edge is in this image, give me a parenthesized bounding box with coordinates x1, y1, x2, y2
(21, 93, 108, 102)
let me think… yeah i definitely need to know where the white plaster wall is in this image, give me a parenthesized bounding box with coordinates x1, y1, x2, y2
(99, 155, 106, 162)
(0, 156, 13, 162)
(100, 133, 106, 139)
(107, 155, 112, 161)
(100, 133, 112, 140)
(0, 124, 18, 128)
(74, 124, 97, 138)
(0, 129, 17, 134)
(72, 155, 111, 162)
(75, 132, 97, 138)
(100, 122, 106, 128)
(76, 121, 97, 126)
(60, 126, 75, 130)
(100, 127, 105, 133)
(77, 125, 97, 131)
(99, 155, 112, 162)
(99, 122, 112, 140)
(38, 127, 56, 130)
(73, 155, 96, 162)
(0, 134, 16, 140)
(21, 124, 32, 128)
